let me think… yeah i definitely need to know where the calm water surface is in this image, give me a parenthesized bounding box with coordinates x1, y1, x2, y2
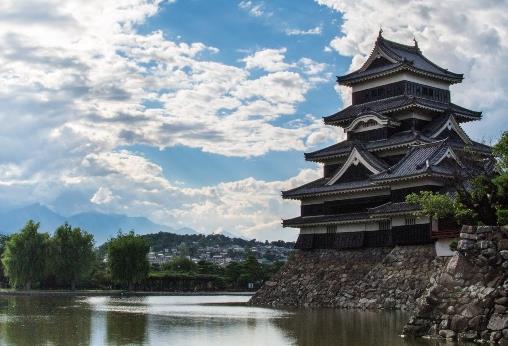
(0, 294, 443, 345)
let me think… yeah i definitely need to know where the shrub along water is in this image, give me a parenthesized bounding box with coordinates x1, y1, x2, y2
(0, 222, 286, 291)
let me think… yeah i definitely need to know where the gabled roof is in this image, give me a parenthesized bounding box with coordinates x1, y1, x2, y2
(327, 146, 389, 185)
(324, 95, 482, 126)
(343, 111, 400, 132)
(426, 114, 471, 144)
(422, 115, 491, 154)
(281, 178, 385, 200)
(305, 131, 432, 162)
(371, 139, 463, 182)
(337, 33, 463, 86)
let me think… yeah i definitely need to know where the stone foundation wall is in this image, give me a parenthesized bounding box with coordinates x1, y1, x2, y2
(249, 244, 447, 312)
(403, 226, 508, 343)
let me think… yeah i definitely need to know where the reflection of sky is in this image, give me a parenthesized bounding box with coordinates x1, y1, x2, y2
(86, 295, 294, 346)
(0, 295, 416, 346)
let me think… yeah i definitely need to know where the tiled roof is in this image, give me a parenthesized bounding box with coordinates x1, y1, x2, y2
(337, 35, 463, 85)
(305, 131, 431, 162)
(371, 140, 459, 181)
(283, 212, 373, 227)
(368, 202, 420, 215)
(324, 95, 482, 125)
(282, 178, 383, 199)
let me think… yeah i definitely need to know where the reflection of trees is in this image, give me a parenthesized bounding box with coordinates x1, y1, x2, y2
(0, 296, 91, 346)
(274, 309, 430, 346)
(106, 310, 147, 345)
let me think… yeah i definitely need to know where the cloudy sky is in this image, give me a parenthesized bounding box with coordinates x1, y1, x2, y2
(0, 0, 506, 241)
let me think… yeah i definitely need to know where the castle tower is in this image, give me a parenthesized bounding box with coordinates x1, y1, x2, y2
(283, 33, 491, 251)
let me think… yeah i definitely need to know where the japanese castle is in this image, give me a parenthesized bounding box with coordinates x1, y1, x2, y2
(283, 32, 491, 251)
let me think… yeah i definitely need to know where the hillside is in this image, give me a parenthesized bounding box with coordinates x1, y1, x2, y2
(0, 204, 197, 244)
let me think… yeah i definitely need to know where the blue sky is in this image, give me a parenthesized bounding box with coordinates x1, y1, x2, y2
(0, 0, 506, 241)
(135, 0, 346, 186)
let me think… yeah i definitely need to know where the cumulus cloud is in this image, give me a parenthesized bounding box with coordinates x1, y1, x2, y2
(90, 187, 116, 205)
(242, 48, 291, 72)
(285, 26, 322, 36)
(316, 0, 508, 141)
(0, 0, 337, 240)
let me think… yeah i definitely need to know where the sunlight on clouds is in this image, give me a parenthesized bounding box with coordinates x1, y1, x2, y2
(316, 0, 508, 140)
(0, 0, 336, 240)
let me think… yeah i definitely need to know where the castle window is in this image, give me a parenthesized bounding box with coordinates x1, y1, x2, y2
(326, 225, 337, 234)
(405, 217, 416, 226)
(378, 220, 391, 231)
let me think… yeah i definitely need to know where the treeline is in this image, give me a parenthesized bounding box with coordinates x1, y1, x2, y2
(145, 255, 284, 291)
(140, 232, 294, 253)
(0, 220, 285, 291)
(0, 220, 146, 290)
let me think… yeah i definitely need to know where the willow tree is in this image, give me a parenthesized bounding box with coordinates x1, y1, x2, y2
(107, 232, 149, 290)
(2, 220, 49, 289)
(50, 223, 95, 290)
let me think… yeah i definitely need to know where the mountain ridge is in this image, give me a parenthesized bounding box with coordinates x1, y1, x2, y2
(0, 203, 199, 245)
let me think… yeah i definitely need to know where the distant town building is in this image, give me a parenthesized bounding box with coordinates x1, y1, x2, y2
(283, 32, 492, 253)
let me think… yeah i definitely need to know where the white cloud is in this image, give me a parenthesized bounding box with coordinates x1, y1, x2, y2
(285, 26, 322, 36)
(0, 0, 337, 240)
(242, 48, 290, 72)
(238, 1, 267, 17)
(316, 0, 508, 141)
(90, 186, 116, 205)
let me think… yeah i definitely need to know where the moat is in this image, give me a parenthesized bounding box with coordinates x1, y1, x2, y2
(0, 294, 460, 346)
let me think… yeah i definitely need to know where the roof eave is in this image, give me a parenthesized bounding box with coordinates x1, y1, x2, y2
(337, 65, 463, 87)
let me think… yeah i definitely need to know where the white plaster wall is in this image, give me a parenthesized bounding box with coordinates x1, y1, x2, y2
(435, 239, 455, 257)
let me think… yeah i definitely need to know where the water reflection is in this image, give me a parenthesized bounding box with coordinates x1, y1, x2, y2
(0, 296, 91, 346)
(106, 307, 147, 345)
(0, 295, 470, 346)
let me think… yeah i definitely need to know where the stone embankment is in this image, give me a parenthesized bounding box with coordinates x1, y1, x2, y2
(403, 226, 508, 343)
(250, 244, 447, 312)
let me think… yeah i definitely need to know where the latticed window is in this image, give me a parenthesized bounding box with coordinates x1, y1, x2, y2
(378, 220, 391, 231)
(326, 225, 337, 234)
(405, 217, 416, 226)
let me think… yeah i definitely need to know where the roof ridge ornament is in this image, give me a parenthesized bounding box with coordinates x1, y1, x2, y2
(376, 27, 383, 43)
(413, 36, 420, 52)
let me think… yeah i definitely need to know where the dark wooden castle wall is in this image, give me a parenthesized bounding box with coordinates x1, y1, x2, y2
(301, 195, 390, 216)
(294, 223, 432, 250)
(351, 80, 450, 105)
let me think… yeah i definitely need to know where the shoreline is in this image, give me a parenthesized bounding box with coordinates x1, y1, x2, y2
(0, 289, 254, 297)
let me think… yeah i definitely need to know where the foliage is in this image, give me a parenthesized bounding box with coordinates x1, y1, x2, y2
(449, 240, 458, 252)
(163, 256, 197, 273)
(50, 223, 95, 289)
(493, 131, 508, 173)
(107, 231, 150, 290)
(1, 220, 50, 289)
(406, 191, 471, 221)
(407, 133, 508, 226)
(0, 234, 10, 286)
(138, 232, 294, 254)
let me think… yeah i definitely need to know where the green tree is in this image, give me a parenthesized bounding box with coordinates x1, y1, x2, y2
(50, 223, 95, 290)
(407, 133, 508, 225)
(0, 234, 10, 286)
(493, 132, 508, 224)
(163, 256, 197, 273)
(406, 191, 471, 222)
(107, 231, 149, 290)
(1, 220, 50, 289)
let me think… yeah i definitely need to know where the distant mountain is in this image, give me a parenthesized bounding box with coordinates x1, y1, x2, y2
(213, 229, 248, 240)
(0, 204, 198, 245)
